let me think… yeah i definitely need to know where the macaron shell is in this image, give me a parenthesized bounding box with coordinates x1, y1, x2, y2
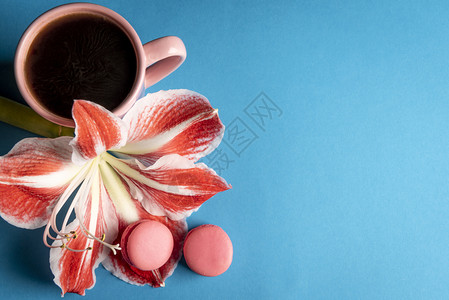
(120, 220, 144, 267)
(123, 220, 174, 271)
(183, 224, 233, 277)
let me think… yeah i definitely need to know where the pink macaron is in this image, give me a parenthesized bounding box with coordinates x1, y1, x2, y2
(121, 220, 174, 271)
(183, 224, 233, 277)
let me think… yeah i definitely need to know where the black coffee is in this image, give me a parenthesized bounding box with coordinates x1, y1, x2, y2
(25, 13, 137, 119)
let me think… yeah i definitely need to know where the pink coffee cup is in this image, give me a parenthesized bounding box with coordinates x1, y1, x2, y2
(14, 3, 186, 127)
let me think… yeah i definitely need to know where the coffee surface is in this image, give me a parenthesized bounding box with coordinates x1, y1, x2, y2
(25, 13, 137, 119)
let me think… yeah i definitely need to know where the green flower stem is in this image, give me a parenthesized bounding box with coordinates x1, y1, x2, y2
(0, 96, 74, 138)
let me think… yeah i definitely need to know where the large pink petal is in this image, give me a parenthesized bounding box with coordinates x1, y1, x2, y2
(105, 154, 231, 220)
(71, 100, 127, 164)
(102, 203, 187, 287)
(0, 137, 80, 229)
(117, 90, 225, 165)
(50, 170, 118, 296)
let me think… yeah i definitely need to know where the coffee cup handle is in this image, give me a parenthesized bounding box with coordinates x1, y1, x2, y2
(143, 36, 186, 88)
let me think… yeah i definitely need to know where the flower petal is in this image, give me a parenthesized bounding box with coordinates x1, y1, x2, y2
(50, 168, 118, 296)
(50, 220, 104, 296)
(71, 100, 128, 164)
(104, 154, 231, 220)
(116, 90, 224, 165)
(0, 137, 80, 229)
(102, 209, 187, 287)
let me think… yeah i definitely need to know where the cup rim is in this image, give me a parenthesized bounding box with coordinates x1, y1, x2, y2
(14, 3, 146, 128)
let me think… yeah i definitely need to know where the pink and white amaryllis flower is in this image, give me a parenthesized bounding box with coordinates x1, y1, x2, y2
(0, 90, 231, 296)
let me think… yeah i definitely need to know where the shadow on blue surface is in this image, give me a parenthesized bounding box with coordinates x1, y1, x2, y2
(0, 61, 24, 105)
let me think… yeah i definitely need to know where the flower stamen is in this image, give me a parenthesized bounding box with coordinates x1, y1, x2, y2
(77, 219, 121, 255)
(42, 157, 119, 253)
(43, 162, 93, 249)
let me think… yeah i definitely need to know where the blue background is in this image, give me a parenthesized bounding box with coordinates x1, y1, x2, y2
(2, 0, 449, 299)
